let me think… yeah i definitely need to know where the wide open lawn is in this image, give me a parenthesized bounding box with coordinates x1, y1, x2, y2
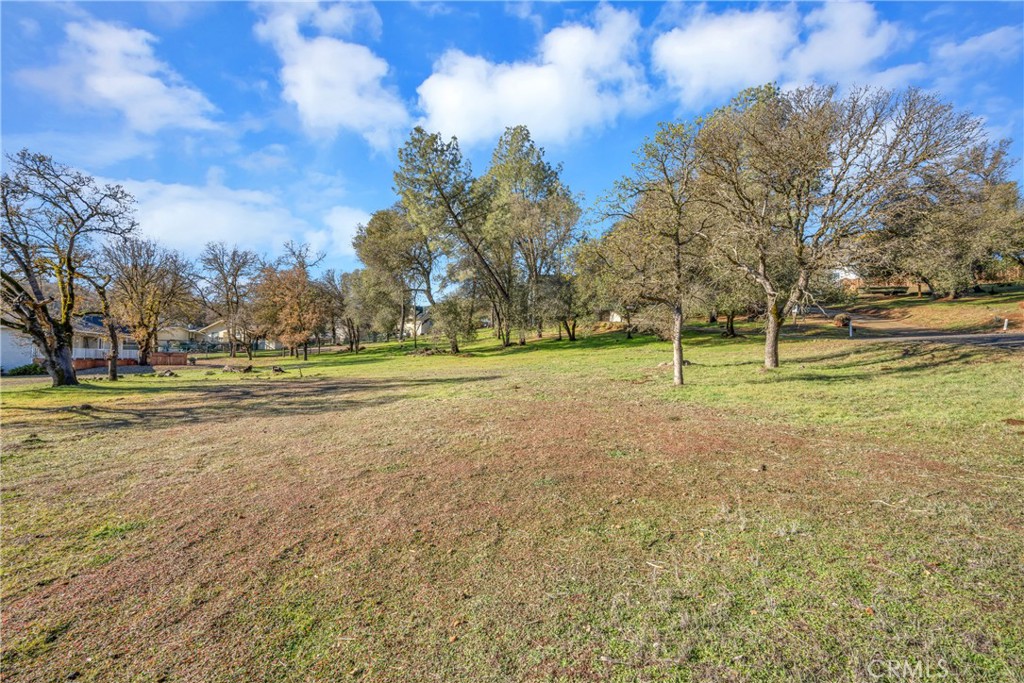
(2, 327, 1022, 682)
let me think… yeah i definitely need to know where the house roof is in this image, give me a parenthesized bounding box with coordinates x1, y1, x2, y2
(73, 314, 130, 337)
(196, 320, 226, 333)
(75, 316, 202, 338)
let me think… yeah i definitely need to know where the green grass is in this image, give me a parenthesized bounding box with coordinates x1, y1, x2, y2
(848, 285, 1024, 332)
(1, 323, 1022, 681)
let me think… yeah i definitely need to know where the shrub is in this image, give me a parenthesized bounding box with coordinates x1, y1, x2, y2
(833, 313, 852, 327)
(6, 363, 47, 376)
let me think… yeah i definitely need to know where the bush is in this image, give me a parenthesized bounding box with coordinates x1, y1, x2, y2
(6, 363, 47, 376)
(832, 313, 852, 327)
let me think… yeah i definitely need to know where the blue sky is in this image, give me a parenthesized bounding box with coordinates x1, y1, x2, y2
(3, 1, 1022, 273)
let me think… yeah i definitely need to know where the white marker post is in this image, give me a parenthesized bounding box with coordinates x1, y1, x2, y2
(849, 318, 854, 338)
(1004, 318, 1010, 332)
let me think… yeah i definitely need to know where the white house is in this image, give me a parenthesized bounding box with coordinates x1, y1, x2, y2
(157, 324, 203, 347)
(195, 320, 285, 351)
(68, 315, 140, 361)
(1, 316, 141, 373)
(197, 320, 230, 342)
(401, 306, 433, 337)
(1, 327, 36, 372)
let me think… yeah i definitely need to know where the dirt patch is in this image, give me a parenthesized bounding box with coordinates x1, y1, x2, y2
(2, 347, 1021, 682)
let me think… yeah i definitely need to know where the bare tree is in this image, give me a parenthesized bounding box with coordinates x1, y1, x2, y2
(1, 150, 136, 386)
(600, 122, 710, 385)
(198, 242, 260, 358)
(255, 259, 327, 361)
(697, 85, 984, 368)
(79, 251, 122, 381)
(857, 140, 1023, 298)
(105, 238, 196, 365)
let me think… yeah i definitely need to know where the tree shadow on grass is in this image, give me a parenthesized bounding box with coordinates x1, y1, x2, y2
(3, 374, 502, 432)
(740, 346, 986, 384)
(466, 331, 667, 358)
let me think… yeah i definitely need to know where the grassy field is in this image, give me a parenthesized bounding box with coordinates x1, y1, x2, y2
(847, 286, 1024, 333)
(2, 322, 1022, 682)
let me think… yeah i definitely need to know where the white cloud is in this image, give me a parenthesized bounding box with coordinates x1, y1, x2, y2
(651, 6, 798, 107)
(237, 144, 292, 172)
(934, 25, 1023, 65)
(19, 18, 40, 38)
(122, 177, 306, 256)
(505, 2, 543, 33)
(931, 25, 1023, 94)
(929, 25, 1024, 145)
(319, 206, 371, 257)
(416, 4, 650, 147)
(653, 1, 919, 108)
(786, 2, 902, 83)
(410, 2, 455, 18)
(117, 175, 366, 261)
(18, 19, 218, 134)
(254, 3, 409, 149)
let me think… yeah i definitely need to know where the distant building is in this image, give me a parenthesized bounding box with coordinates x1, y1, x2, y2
(402, 306, 433, 336)
(156, 325, 204, 350)
(0, 315, 141, 372)
(0, 327, 35, 371)
(596, 310, 623, 323)
(196, 320, 230, 343)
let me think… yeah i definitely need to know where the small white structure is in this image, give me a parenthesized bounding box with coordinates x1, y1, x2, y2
(1, 327, 36, 372)
(1, 316, 141, 373)
(197, 320, 230, 342)
(402, 306, 433, 337)
(157, 325, 202, 345)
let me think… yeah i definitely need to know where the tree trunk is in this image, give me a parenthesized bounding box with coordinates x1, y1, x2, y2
(671, 304, 684, 386)
(303, 343, 308, 361)
(105, 328, 119, 382)
(449, 337, 459, 354)
(99, 293, 119, 382)
(43, 344, 79, 387)
(724, 312, 736, 338)
(708, 309, 717, 324)
(764, 304, 782, 369)
(562, 319, 577, 342)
